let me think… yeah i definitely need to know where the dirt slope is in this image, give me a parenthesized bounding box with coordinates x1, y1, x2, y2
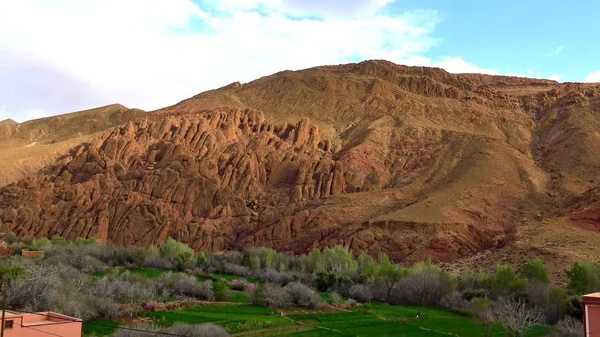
(1, 60, 600, 273)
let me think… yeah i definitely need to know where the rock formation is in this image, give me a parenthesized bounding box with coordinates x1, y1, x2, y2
(1, 60, 600, 270)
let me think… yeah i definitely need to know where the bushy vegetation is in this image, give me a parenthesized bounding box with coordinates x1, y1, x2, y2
(0, 233, 597, 334)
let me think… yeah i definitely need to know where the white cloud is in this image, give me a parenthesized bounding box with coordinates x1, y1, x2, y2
(3, 0, 553, 123)
(429, 56, 499, 75)
(549, 74, 561, 82)
(584, 71, 600, 83)
(0, 0, 447, 122)
(544, 45, 564, 57)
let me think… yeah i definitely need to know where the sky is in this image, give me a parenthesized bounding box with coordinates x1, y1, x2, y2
(1, 0, 599, 123)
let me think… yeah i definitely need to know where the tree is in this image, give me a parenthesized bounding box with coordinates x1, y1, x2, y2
(470, 298, 494, 337)
(0, 266, 25, 337)
(493, 298, 544, 337)
(323, 246, 357, 276)
(491, 264, 527, 298)
(565, 261, 600, 295)
(258, 248, 278, 270)
(403, 261, 451, 306)
(519, 259, 549, 284)
(376, 253, 405, 300)
(1, 233, 18, 245)
(308, 248, 325, 273)
(160, 238, 194, 271)
(357, 252, 378, 283)
(212, 281, 228, 302)
(551, 316, 583, 337)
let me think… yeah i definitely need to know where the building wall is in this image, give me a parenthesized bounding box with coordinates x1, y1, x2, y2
(22, 322, 82, 337)
(2, 313, 81, 337)
(588, 304, 600, 337)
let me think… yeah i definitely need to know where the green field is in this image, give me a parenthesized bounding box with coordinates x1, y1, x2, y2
(84, 302, 551, 337)
(83, 269, 552, 337)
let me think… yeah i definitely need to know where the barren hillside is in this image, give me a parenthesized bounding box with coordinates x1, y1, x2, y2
(1, 60, 600, 278)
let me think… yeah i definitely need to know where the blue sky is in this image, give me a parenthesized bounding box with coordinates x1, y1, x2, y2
(392, 0, 600, 82)
(0, 0, 599, 122)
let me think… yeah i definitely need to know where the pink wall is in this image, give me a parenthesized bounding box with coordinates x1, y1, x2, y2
(585, 294, 600, 337)
(2, 312, 81, 337)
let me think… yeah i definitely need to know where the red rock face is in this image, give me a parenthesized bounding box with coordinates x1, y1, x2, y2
(0, 106, 504, 260)
(2, 60, 600, 266)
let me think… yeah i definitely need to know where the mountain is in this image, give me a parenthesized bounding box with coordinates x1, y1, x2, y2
(0, 104, 146, 186)
(1, 60, 600, 279)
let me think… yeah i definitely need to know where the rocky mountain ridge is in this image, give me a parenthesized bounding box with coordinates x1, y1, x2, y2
(1, 60, 600, 275)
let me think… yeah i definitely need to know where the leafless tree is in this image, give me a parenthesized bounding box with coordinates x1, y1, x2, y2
(493, 298, 545, 337)
(550, 316, 583, 337)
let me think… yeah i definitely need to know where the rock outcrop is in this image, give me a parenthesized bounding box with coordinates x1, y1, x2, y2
(2, 60, 600, 267)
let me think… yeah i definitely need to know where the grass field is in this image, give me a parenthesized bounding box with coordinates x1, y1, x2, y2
(83, 269, 552, 337)
(84, 302, 551, 337)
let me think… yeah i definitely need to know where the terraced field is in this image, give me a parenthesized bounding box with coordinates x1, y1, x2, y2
(83, 269, 551, 337)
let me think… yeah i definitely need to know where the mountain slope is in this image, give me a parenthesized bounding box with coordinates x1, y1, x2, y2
(0, 104, 146, 186)
(1, 60, 600, 273)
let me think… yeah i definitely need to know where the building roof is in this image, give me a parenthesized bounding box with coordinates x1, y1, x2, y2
(584, 293, 600, 305)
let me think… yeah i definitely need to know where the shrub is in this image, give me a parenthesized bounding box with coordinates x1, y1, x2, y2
(440, 292, 469, 311)
(94, 297, 119, 319)
(223, 264, 251, 277)
(230, 279, 247, 291)
(565, 295, 583, 320)
(212, 281, 228, 302)
(31, 237, 51, 250)
(519, 259, 549, 284)
(349, 284, 373, 303)
(284, 282, 323, 309)
(346, 298, 357, 308)
(2, 232, 19, 244)
(142, 255, 173, 270)
(252, 268, 291, 285)
(264, 283, 291, 308)
(493, 297, 545, 337)
(329, 292, 342, 306)
(551, 316, 583, 337)
(491, 265, 528, 298)
(461, 288, 488, 301)
(173, 275, 213, 300)
(401, 263, 452, 306)
(315, 271, 351, 292)
(247, 284, 265, 306)
(50, 235, 70, 246)
(160, 238, 195, 271)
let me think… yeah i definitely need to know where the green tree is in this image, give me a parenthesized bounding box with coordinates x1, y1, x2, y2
(491, 264, 527, 297)
(376, 253, 406, 299)
(258, 248, 277, 269)
(519, 259, 549, 284)
(50, 235, 69, 246)
(565, 261, 600, 295)
(160, 238, 195, 271)
(212, 281, 228, 302)
(309, 248, 326, 273)
(31, 237, 50, 250)
(357, 252, 378, 283)
(323, 246, 357, 276)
